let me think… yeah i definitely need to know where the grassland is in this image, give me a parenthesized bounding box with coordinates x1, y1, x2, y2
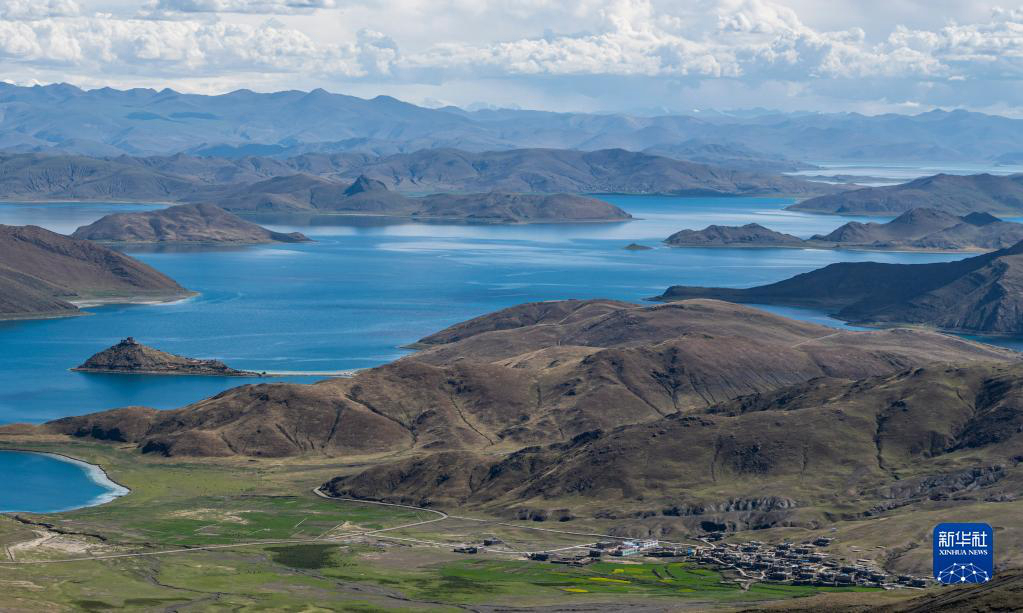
(0, 439, 917, 611)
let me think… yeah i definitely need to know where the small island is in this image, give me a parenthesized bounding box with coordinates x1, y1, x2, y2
(665, 223, 804, 247)
(73, 337, 263, 377)
(623, 243, 653, 250)
(71, 203, 311, 244)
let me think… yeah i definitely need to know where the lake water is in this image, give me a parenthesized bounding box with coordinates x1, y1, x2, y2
(788, 160, 1023, 186)
(0, 196, 969, 425)
(0, 450, 128, 513)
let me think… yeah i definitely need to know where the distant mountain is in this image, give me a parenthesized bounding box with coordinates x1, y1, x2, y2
(0, 150, 835, 204)
(327, 148, 831, 196)
(0, 224, 191, 320)
(664, 223, 804, 247)
(191, 174, 632, 223)
(5, 83, 1023, 163)
(657, 241, 1023, 335)
(789, 173, 1023, 216)
(665, 209, 1023, 252)
(642, 140, 815, 173)
(71, 203, 311, 244)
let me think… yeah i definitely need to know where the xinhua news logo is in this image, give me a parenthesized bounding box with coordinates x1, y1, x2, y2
(933, 523, 994, 585)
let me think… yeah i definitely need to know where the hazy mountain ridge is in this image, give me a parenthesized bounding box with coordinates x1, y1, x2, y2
(664, 208, 1023, 252)
(0, 150, 834, 204)
(4, 83, 1023, 163)
(790, 173, 1023, 216)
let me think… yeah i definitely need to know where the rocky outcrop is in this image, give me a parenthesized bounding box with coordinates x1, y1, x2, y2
(73, 337, 258, 376)
(71, 203, 310, 244)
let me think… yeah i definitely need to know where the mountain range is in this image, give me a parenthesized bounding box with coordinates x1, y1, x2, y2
(0, 150, 834, 204)
(664, 208, 1023, 252)
(6, 83, 1023, 164)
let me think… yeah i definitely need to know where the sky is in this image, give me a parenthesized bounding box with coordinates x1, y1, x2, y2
(1, 0, 1023, 115)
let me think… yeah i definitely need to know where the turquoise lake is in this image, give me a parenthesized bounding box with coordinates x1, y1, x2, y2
(0, 196, 983, 425)
(0, 450, 127, 513)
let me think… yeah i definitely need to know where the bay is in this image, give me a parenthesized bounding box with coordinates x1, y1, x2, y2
(0, 450, 128, 513)
(0, 196, 970, 424)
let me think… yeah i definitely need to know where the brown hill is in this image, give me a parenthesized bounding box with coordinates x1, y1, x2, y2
(657, 241, 1023, 335)
(0, 224, 191, 320)
(34, 300, 1015, 458)
(71, 203, 310, 244)
(73, 337, 257, 376)
(323, 362, 1023, 573)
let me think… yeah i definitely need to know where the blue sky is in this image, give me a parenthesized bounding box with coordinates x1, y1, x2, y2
(2, 0, 1023, 115)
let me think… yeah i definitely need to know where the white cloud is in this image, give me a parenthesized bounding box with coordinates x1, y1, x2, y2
(0, 0, 80, 20)
(3, 0, 1023, 113)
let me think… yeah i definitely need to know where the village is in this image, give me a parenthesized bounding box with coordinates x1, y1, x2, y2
(454, 534, 933, 590)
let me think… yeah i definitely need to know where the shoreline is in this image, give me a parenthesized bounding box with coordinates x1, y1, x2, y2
(70, 292, 199, 309)
(0, 449, 130, 512)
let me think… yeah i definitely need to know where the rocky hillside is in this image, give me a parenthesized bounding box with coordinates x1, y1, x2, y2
(0, 224, 191, 320)
(321, 362, 1023, 573)
(73, 337, 257, 376)
(789, 173, 1023, 216)
(33, 300, 1014, 457)
(657, 240, 1023, 335)
(71, 203, 310, 244)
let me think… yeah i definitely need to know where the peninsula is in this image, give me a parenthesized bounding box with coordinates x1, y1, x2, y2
(656, 240, 1023, 335)
(73, 337, 260, 377)
(0, 224, 192, 320)
(71, 203, 311, 244)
